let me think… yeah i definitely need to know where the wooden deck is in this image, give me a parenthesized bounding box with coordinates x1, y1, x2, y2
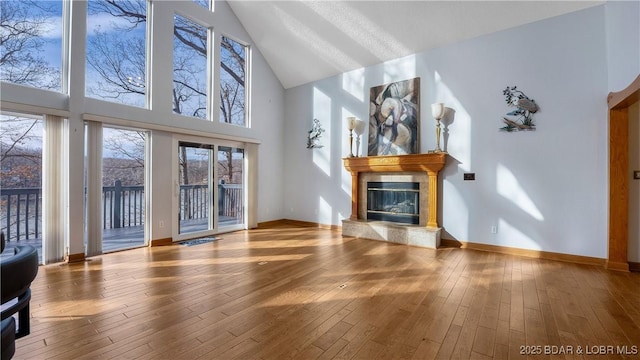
(1, 217, 240, 261)
(11, 224, 640, 359)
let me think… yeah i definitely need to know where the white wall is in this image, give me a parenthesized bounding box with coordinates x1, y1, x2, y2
(605, 0, 640, 93)
(283, 5, 610, 258)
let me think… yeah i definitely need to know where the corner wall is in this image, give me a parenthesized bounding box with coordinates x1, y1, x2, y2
(283, 5, 610, 258)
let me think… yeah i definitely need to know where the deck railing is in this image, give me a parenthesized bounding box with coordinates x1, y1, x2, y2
(1, 182, 243, 241)
(0, 188, 41, 241)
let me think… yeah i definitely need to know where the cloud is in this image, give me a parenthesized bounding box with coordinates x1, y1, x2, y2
(87, 13, 140, 35)
(39, 16, 63, 39)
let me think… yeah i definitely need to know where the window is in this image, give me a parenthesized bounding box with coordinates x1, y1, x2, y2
(0, 114, 43, 261)
(0, 0, 63, 91)
(173, 15, 208, 120)
(178, 142, 213, 235)
(217, 146, 244, 228)
(101, 127, 147, 252)
(85, 0, 147, 107)
(1, 112, 66, 264)
(220, 36, 248, 127)
(193, 0, 210, 11)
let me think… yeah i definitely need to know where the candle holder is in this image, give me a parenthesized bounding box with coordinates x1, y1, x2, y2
(430, 103, 445, 153)
(353, 119, 365, 157)
(347, 117, 356, 157)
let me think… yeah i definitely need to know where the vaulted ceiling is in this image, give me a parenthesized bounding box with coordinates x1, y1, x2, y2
(228, 1, 604, 89)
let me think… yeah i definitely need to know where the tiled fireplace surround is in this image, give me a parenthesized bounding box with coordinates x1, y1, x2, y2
(342, 153, 446, 249)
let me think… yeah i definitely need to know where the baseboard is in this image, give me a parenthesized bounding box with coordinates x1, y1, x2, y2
(150, 237, 173, 247)
(440, 239, 606, 267)
(254, 222, 611, 268)
(605, 260, 630, 272)
(67, 252, 85, 263)
(256, 219, 289, 228)
(629, 261, 640, 272)
(257, 219, 341, 231)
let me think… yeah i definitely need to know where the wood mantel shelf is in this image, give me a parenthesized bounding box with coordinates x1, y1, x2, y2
(343, 153, 446, 228)
(343, 153, 446, 174)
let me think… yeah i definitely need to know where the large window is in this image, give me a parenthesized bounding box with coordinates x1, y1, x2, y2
(0, 0, 63, 91)
(0, 113, 66, 264)
(86, 0, 147, 107)
(102, 127, 147, 252)
(220, 36, 248, 127)
(173, 15, 208, 119)
(0, 115, 43, 261)
(2, 1, 255, 263)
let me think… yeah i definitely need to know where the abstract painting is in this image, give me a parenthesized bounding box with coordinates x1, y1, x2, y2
(368, 77, 420, 156)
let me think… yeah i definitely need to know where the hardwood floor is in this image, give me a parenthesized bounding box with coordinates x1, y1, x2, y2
(15, 224, 640, 359)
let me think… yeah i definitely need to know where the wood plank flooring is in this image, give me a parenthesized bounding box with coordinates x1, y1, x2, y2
(14, 224, 640, 359)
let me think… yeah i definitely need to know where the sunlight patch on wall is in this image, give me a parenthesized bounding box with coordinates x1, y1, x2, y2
(342, 67, 365, 101)
(497, 218, 541, 251)
(313, 87, 332, 177)
(341, 168, 351, 195)
(496, 163, 544, 221)
(434, 71, 471, 171)
(319, 195, 333, 225)
(383, 55, 416, 84)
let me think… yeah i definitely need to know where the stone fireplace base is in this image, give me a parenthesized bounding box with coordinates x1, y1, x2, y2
(342, 219, 441, 249)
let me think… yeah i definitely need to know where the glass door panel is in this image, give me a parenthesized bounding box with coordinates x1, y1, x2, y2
(178, 142, 213, 234)
(217, 146, 244, 229)
(102, 127, 146, 252)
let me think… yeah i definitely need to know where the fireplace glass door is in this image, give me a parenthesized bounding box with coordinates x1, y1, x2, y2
(367, 182, 419, 224)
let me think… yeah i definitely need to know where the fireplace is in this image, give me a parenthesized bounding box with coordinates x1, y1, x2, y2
(342, 153, 446, 249)
(367, 182, 420, 225)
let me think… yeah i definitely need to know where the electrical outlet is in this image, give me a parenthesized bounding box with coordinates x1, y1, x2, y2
(159, 220, 165, 228)
(491, 226, 497, 234)
(464, 173, 475, 181)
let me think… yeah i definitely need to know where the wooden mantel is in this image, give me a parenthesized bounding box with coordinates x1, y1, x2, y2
(343, 153, 446, 228)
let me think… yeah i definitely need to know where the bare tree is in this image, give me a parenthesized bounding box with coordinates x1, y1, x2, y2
(0, 0, 60, 89)
(85, 1, 247, 125)
(86, 31, 146, 103)
(219, 36, 246, 126)
(102, 129, 145, 186)
(85, 1, 247, 219)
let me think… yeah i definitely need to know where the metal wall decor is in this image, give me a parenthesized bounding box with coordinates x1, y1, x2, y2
(307, 118, 325, 148)
(500, 86, 539, 132)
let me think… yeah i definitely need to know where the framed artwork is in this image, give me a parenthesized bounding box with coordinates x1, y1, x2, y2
(368, 77, 420, 156)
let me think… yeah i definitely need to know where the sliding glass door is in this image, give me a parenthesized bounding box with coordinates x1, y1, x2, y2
(175, 140, 246, 240)
(178, 142, 214, 235)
